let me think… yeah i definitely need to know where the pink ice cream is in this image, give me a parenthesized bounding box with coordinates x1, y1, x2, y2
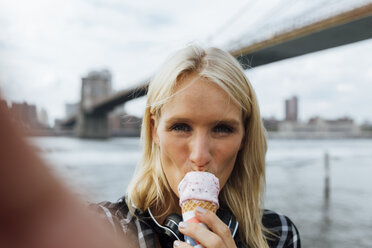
(178, 172, 220, 247)
(178, 171, 220, 208)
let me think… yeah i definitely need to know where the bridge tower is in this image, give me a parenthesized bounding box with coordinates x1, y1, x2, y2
(77, 70, 112, 138)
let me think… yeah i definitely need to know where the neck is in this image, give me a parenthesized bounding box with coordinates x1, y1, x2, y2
(153, 195, 182, 224)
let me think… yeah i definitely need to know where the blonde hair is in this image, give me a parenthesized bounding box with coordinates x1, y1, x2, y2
(126, 45, 269, 248)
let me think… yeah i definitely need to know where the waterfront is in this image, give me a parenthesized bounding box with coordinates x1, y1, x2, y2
(31, 137, 372, 248)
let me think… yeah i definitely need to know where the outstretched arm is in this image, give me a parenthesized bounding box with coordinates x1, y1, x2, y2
(0, 98, 136, 248)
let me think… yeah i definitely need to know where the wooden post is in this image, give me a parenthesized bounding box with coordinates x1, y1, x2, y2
(324, 151, 330, 200)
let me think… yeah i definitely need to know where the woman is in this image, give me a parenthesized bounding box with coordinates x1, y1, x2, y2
(96, 45, 300, 248)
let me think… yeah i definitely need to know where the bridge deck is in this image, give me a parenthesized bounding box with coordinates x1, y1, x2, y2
(231, 3, 372, 68)
(85, 81, 149, 115)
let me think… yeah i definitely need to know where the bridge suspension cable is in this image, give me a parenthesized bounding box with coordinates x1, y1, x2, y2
(207, 0, 372, 51)
(206, 0, 259, 44)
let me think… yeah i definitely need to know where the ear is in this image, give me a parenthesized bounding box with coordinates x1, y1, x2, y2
(151, 116, 160, 145)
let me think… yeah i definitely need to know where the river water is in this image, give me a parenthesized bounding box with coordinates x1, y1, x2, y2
(31, 137, 372, 248)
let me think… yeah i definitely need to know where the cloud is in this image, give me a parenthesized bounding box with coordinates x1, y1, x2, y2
(336, 83, 353, 92)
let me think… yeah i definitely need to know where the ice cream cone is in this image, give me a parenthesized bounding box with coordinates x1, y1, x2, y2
(181, 199, 218, 214)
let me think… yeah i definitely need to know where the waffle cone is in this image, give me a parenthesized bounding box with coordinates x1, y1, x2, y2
(181, 199, 218, 214)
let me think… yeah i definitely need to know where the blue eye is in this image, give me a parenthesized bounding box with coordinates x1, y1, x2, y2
(170, 123, 191, 132)
(213, 124, 234, 133)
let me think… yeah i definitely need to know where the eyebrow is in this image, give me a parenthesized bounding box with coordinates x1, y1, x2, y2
(215, 119, 241, 127)
(164, 117, 241, 127)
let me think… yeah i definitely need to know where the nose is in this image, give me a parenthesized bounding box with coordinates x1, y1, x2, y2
(189, 131, 212, 168)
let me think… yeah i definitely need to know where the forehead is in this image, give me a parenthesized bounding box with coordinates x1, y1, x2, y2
(160, 75, 242, 123)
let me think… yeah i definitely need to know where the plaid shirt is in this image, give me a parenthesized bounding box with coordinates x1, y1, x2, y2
(92, 198, 300, 248)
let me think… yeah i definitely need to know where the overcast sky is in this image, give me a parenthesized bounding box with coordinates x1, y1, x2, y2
(1, 0, 371, 124)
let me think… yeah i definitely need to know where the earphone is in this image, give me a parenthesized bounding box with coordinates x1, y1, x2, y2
(148, 208, 183, 247)
(147, 208, 239, 247)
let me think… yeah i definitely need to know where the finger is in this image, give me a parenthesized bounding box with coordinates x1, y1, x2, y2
(178, 221, 224, 248)
(173, 240, 193, 248)
(195, 207, 236, 248)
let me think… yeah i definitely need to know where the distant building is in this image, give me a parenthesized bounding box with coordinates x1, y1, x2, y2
(278, 116, 360, 138)
(10, 102, 39, 129)
(361, 121, 372, 135)
(81, 69, 112, 109)
(109, 106, 142, 136)
(120, 114, 142, 136)
(263, 117, 280, 131)
(54, 119, 64, 129)
(285, 96, 298, 122)
(38, 108, 49, 127)
(65, 103, 79, 118)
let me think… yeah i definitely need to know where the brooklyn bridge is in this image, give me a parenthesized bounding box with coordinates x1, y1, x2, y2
(60, 2, 372, 138)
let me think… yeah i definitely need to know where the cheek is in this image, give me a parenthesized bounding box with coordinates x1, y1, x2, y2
(159, 133, 188, 166)
(215, 139, 242, 188)
(158, 133, 189, 197)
